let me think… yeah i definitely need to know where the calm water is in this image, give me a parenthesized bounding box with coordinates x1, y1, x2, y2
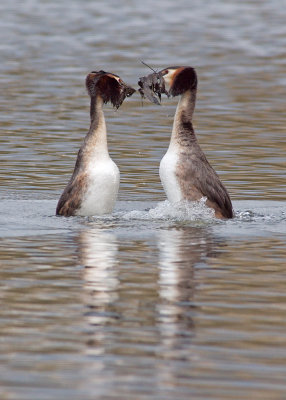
(0, 0, 286, 399)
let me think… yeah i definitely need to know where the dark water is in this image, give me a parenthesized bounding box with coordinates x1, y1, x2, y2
(0, 1, 286, 399)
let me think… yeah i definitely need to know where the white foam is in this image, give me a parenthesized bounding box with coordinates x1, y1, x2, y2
(235, 209, 285, 223)
(122, 198, 215, 222)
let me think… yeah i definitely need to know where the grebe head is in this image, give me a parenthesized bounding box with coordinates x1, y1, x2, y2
(86, 70, 135, 108)
(160, 66, 197, 96)
(138, 66, 197, 104)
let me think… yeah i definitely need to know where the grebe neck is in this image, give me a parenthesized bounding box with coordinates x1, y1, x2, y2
(84, 95, 108, 154)
(169, 89, 197, 149)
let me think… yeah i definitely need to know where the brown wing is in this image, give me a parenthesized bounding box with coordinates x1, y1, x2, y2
(56, 173, 88, 217)
(56, 148, 88, 217)
(177, 149, 233, 219)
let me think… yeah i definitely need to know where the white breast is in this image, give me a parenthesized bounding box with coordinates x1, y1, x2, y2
(159, 148, 182, 203)
(77, 156, 120, 216)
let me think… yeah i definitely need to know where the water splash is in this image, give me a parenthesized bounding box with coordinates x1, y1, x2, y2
(235, 208, 286, 223)
(235, 210, 256, 220)
(122, 198, 215, 222)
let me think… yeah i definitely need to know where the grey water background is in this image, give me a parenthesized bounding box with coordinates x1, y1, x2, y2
(0, 0, 286, 399)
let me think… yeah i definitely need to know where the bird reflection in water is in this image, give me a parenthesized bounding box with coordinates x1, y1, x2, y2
(76, 224, 219, 394)
(157, 226, 214, 362)
(78, 228, 119, 356)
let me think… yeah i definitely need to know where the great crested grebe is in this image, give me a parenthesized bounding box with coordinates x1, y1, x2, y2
(56, 70, 135, 217)
(138, 66, 233, 219)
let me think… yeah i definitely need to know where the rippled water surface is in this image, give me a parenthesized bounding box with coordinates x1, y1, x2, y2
(1, 0, 286, 399)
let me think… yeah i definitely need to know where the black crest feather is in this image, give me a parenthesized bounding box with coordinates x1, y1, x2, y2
(169, 67, 197, 97)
